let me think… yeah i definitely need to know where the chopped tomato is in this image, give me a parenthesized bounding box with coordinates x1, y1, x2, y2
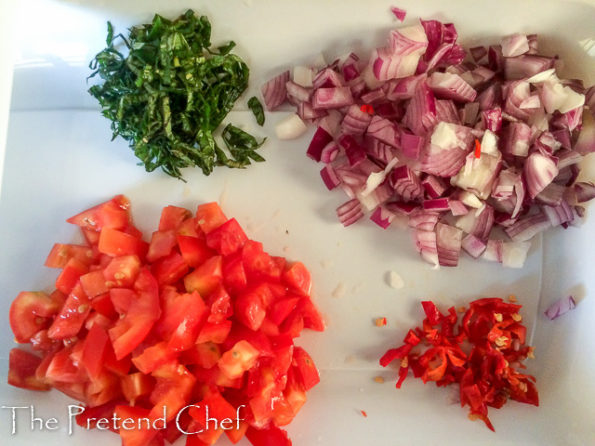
(206, 218, 248, 256)
(47, 283, 90, 340)
(147, 230, 177, 262)
(195, 202, 227, 234)
(8, 197, 324, 446)
(98, 228, 147, 257)
(184, 256, 223, 296)
(8, 349, 51, 391)
(159, 205, 192, 231)
(45, 243, 95, 268)
(103, 255, 141, 287)
(9, 291, 60, 343)
(177, 234, 215, 267)
(218, 340, 260, 379)
(55, 257, 89, 294)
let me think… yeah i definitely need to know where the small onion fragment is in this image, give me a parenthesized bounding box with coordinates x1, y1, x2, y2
(544, 295, 576, 321)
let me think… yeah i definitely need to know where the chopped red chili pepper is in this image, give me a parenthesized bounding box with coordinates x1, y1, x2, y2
(380, 297, 538, 431)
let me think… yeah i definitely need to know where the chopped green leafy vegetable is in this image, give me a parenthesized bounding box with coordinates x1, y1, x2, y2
(88, 10, 265, 180)
(248, 96, 265, 126)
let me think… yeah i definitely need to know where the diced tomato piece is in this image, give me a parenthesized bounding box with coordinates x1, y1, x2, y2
(103, 341, 132, 376)
(67, 195, 131, 231)
(284, 372, 307, 416)
(90, 293, 117, 319)
(280, 310, 304, 338)
(235, 286, 270, 331)
(82, 324, 109, 380)
(184, 256, 223, 296)
(193, 366, 242, 390)
(180, 342, 221, 369)
(152, 252, 189, 286)
(159, 206, 192, 231)
(30, 329, 60, 353)
(104, 255, 141, 287)
(55, 257, 89, 295)
(245, 426, 291, 446)
(206, 218, 248, 256)
(207, 286, 233, 323)
(9, 291, 60, 343)
(98, 228, 147, 257)
(132, 341, 175, 374)
(177, 217, 200, 238)
(292, 347, 320, 391)
(223, 255, 248, 292)
(82, 228, 101, 246)
(282, 262, 312, 296)
(84, 312, 112, 331)
(80, 269, 109, 298)
(115, 405, 159, 446)
(147, 230, 177, 262)
(109, 269, 161, 360)
(259, 317, 281, 337)
(121, 372, 154, 405)
(8, 349, 51, 391)
(269, 296, 301, 325)
(76, 400, 120, 432)
(242, 241, 283, 281)
(189, 390, 238, 444)
(45, 243, 95, 268)
(86, 370, 121, 407)
(196, 202, 227, 234)
(149, 363, 196, 422)
(177, 235, 215, 268)
(47, 283, 90, 340)
(218, 340, 260, 380)
(156, 291, 207, 350)
(196, 321, 232, 344)
(298, 298, 325, 331)
(44, 347, 85, 383)
(109, 288, 137, 314)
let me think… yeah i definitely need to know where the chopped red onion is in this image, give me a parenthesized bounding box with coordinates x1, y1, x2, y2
(427, 72, 477, 103)
(402, 81, 437, 135)
(461, 233, 487, 258)
(337, 199, 364, 227)
(339, 134, 366, 167)
(414, 229, 439, 266)
(400, 132, 424, 159)
(367, 116, 401, 148)
(544, 295, 576, 320)
(422, 175, 447, 198)
(524, 152, 559, 198)
(449, 200, 469, 216)
(286, 81, 312, 104)
(370, 206, 396, 228)
(435, 99, 461, 124)
(470, 46, 487, 63)
(307, 127, 333, 161)
(390, 6, 406, 22)
(502, 241, 531, 268)
(320, 142, 339, 163)
(482, 107, 503, 132)
(574, 182, 595, 203)
(262, 71, 290, 110)
(313, 87, 354, 109)
(390, 165, 424, 202)
(536, 182, 566, 207)
(313, 68, 345, 89)
(542, 200, 574, 226)
(320, 165, 341, 190)
(481, 239, 503, 263)
(504, 55, 554, 80)
(505, 212, 551, 242)
(436, 223, 463, 266)
(501, 34, 530, 58)
(408, 210, 439, 231)
(502, 122, 531, 157)
(423, 198, 450, 211)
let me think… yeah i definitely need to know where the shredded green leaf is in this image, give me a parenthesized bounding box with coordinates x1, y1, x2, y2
(88, 10, 265, 180)
(248, 96, 265, 126)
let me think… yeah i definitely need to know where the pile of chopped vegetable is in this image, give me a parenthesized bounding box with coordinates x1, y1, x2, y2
(8, 196, 324, 446)
(263, 8, 595, 268)
(380, 298, 537, 431)
(89, 10, 265, 180)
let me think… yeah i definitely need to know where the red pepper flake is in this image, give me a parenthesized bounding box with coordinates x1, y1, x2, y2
(374, 317, 387, 327)
(474, 139, 482, 158)
(360, 410, 368, 418)
(379, 297, 537, 431)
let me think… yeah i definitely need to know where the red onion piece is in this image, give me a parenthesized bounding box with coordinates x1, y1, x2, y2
(470, 46, 487, 62)
(386, 201, 418, 215)
(408, 210, 439, 231)
(422, 175, 447, 198)
(481, 107, 502, 132)
(504, 55, 554, 80)
(320, 142, 339, 163)
(298, 102, 328, 121)
(403, 81, 437, 135)
(307, 127, 333, 162)
(367, 116, 401, 148)
(544, 295, 576, 320)
(502, 122, 531, 157)
(320, 165, 341, 190)
(423, 198, 450, 211)
(461, 233, 487, 258)
(370, 206, 396, 228)
(435, 100, 461, 124)
(286, 80, 312, 103)
(342, 104, 373, 135)
(505, 212, 551, 242)
(481, 239, 503, 263)
(524, 152, 559, 198)
(536, 183, 566, 207)
(436, 223, 463, 266)
(401, 132, 424, 159)
(427, 72, 477, 103)
(313, 68, 344, 89)
(542, 200, 574, 226)
(262, 71, 290, 110)
(501, 34, 529, 58)
(449, 200, 469, 216)
(414, 229, 438, 266)
(337, 199, 364, 227)
(313, 87, 354, 110)
(574, 182, 595, 203)
(390, 6, 406, 22)
(390, 165, 424, 202)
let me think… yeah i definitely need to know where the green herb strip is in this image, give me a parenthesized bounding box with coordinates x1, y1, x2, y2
(248, 96, 265, 126)
(89, 10, 265, 180)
